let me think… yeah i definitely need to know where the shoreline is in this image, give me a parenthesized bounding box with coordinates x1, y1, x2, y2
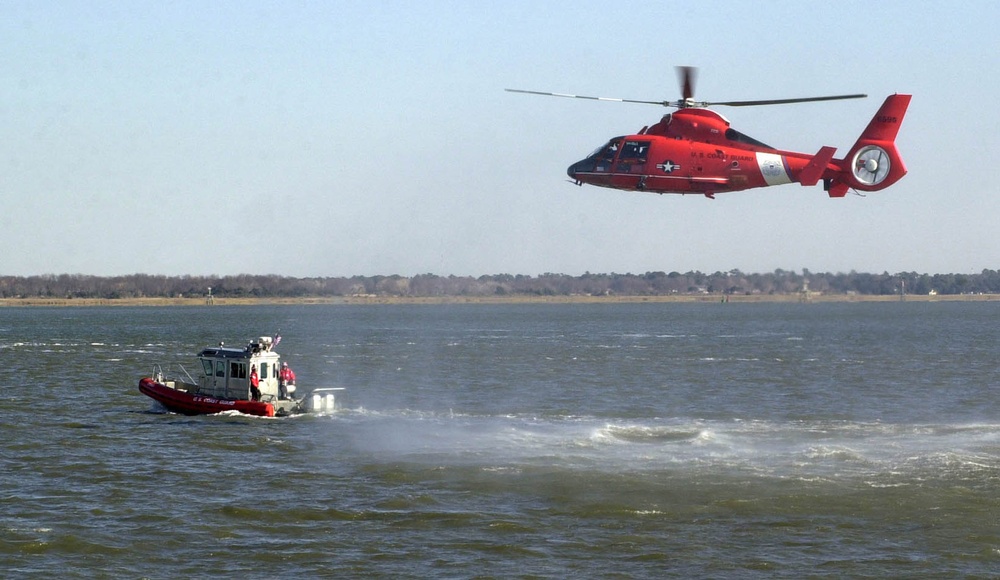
(0, 293, 997, 307)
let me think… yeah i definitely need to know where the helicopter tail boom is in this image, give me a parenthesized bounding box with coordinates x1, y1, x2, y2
(825, 94, 912, 196)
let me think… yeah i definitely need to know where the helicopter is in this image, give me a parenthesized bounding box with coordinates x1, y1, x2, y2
(506, 67, 911, 198)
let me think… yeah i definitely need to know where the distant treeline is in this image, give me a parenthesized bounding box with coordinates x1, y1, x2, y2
(1, 270, 999, 299)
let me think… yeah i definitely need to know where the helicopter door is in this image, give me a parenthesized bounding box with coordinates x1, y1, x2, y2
(616, 140, 650, 174)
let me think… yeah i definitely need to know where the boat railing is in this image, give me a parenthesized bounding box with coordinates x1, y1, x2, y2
(152, 363, 164, 383)
(151, 362, 198, 385)
(177, 363, 196, 384)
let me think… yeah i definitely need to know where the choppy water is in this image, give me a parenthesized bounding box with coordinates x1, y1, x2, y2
(2, 302, 999, 577)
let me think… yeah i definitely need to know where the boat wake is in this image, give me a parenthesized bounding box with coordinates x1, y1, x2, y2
(321, 409, 1000, 484)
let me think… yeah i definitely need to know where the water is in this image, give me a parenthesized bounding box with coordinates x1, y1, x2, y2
(2, 302, 999, 577)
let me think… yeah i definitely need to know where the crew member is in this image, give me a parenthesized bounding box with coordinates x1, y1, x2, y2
(278, 362, 296, 400)
(249, 364, 261, 401)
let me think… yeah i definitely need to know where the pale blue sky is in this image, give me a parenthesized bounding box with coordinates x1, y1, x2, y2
(1, 1, 997, 277)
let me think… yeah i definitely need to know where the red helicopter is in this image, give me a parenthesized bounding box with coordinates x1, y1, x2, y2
(507, 67, 911, 198)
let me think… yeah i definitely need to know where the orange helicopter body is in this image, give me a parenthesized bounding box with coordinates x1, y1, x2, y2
(510, 68, 910, 198)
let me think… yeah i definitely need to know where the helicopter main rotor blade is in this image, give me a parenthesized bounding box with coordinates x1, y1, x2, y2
(678, 66, 696, 102)
(707, 94, 868, 107)
(506, 88, 867, 109)
(504, 88, 671, 107)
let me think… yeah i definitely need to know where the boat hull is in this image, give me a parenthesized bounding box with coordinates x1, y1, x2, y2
(139, 377, 276, 417)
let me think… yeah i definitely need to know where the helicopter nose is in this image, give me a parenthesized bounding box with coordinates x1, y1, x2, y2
(567, 159, 584, 181)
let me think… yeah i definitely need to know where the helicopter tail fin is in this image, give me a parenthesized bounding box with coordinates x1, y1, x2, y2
(799, 146, 837, 187)
(826, 94, 912, 197)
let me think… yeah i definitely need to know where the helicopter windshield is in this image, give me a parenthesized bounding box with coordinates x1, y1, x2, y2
(588, 137, 624, 160)
(581, 137, 624, 173)
(568, 137, 625, 177)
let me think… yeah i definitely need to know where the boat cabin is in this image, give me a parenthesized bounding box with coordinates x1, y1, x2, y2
(194, 336, 282, 401)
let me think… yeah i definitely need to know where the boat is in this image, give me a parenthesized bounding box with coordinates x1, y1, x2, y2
(138, 336, 342, 417)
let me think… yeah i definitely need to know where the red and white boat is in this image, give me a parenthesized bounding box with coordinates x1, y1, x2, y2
(139, 336, 342, 417)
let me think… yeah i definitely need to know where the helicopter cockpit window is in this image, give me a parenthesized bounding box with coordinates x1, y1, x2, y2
(618, 140, 650, 173)
(591, 138, 623, 172)
(620, 141, 649, 161)
(725, 128, 773, 150)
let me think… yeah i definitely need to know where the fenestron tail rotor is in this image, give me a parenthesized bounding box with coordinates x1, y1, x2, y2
(852, 145, 891, 185)
(506, 66, 866, 110)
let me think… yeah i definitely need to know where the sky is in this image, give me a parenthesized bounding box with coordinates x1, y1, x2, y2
(1, 0, 998, 277)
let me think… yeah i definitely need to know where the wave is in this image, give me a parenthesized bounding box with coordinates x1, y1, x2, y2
(596, 424, 709, 444)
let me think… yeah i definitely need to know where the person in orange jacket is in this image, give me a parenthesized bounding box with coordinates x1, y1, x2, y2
(278, 362, 296, 400)
(249, 364, 261, 401)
